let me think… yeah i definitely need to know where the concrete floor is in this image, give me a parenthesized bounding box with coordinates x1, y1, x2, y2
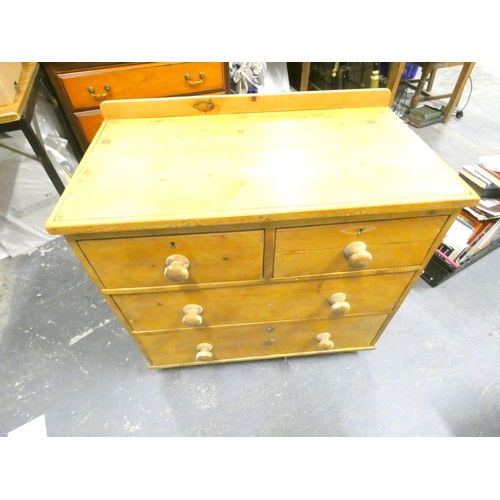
(1, 63, 500, 437)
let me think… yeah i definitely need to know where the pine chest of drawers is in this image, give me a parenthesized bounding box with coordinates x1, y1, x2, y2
(45, 89, 479, 369)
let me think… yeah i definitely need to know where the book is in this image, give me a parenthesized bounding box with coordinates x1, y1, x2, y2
(458, 218, 500, 262)
(409, 105, 444, 122)
(458, 172, 500, 198)
(478, 155, 500, 173)
(481, 166, 500, 180)
(406, 115, 444, 128)
(475, 164, 500, 188)
(456, 210, 492, 245)
(440, 218, 474, 261)
(464, 206, 499, 221)
(457, 209, 481, 229)
(436, 200, 500, 265)
(430, 156, 500, 274)
(462, 164, 496, 186)
(478, 198, 500, 216)
(435, 248, 460, 269)
(466, 220, 495, 247)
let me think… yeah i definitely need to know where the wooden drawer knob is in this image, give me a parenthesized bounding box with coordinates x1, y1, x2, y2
(328, 293, 350, 316)
(316, 333, 334, 350)
(182, 304, 203, 327)
(164, 255, 190, 282)
(343, 241, 372, 270)
(196, 343, 213, 361)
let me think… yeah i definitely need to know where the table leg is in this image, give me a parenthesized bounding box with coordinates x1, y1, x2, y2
(300, 63, 311, 91)
(386, 62, 405, 105)
(20, 119, 66, 195)
(443, 63, 476, 123)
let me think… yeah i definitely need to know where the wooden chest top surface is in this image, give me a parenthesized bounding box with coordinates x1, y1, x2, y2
(45, 90, 478, 235)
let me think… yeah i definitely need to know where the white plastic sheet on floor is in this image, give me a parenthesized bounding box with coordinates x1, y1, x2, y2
(0, 94, 75, 259)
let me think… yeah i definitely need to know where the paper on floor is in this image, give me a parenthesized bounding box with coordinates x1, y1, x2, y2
(8, 415, 47, 437)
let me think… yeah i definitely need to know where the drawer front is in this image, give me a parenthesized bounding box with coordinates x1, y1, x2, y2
(274, 215, 447, 278)
(59, 62, 226, 111)
(79, 230, 264, 289)
(75, 110, 103, 143)
(138, 314, 388, 367)
(114, 272, 413, 331)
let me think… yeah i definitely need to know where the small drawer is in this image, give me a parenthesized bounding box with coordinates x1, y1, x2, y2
(75, 109, 103, 143)
(59, 62, 226, 111)
(113, 272, 413, 331)
(79, 230, 264, 289)
(137, 314, 388, 368)
(274, 215, 447, 278)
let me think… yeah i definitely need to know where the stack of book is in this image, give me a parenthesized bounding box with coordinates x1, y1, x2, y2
(406, 104, 445, 128)
(435, 156, 500, 269)
(458, 158, 500, 198)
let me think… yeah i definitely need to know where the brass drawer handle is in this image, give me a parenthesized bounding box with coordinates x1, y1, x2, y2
(328, 293, 350, 316)
(343, 241, 372, 270)
(316, 333, 334, 351)
(164, 255, 190, 283)
(196, 342, 213, 361)
(183, 304, 203, 327)
(88, 85, 111, 101)
(185, 72, 205, 85)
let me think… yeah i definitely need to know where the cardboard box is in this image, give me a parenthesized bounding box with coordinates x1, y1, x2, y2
(0, 62, 23, 106)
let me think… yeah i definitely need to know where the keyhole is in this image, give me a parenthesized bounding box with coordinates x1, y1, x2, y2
(358, 228, 364, 235)
(170, 242, 176, 248)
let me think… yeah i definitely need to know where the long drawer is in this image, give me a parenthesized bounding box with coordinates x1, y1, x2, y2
(113, 272, 413, 331)
(59, 62, 226, 111)
(75, 110, 103, 143)
(274, 215, 447, 277)
(137, 314, 388, 367)
(79, 230, 265, 289)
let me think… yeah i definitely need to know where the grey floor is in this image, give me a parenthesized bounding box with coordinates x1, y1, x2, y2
(1, 63, 500, 437)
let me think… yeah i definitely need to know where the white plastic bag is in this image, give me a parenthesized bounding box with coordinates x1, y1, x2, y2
(230, 62, 267, 94)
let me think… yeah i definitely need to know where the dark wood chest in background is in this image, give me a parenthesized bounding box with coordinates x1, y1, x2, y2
(41, 62, 230, 156)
